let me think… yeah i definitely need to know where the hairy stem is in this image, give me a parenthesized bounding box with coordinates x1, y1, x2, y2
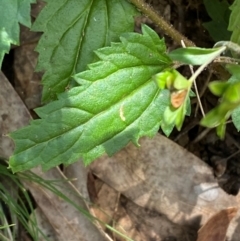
(130, 0, 195, 47)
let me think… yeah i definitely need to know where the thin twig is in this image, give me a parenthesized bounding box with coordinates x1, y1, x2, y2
(226, 132, 240, 150)
(193, 128, 212, 143)
(181, 40, 205, 117)
(214, 56, 240, 65)
(193, 69, 213, 118)
(58, 168, 114, 241)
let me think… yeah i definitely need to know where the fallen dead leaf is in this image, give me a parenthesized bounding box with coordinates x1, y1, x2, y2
(197, 207, 238, 241)
(91, 135, 240, 240)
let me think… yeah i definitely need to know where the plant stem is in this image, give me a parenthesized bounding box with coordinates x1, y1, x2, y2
(189, 46, 227, 84)
(214, 41, 240, 56)
(181, 40, 205, 116)
(130, 0, 195, 47)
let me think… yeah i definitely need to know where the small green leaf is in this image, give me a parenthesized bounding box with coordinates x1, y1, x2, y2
(216, 121, 226, 139)
(227, 65, 240, 132)
(223, 82, 240, 103)
(154, 67, 191, 134)
(203, 63, 240, 136)
(189, 90, 196, 97)
(154, 71, 174, 89)
(163, 106, 179, 126)
(161, 105, 186, 133)
(201, 101, 235, 139)
(172, 70, 190, 90)
(0, 0, 35, 68)
(161, 92, 189, 133)
(175, 106, 185, 131)
(9, 25, 172, 172)
(169, 47, 225, 65)
(208, 81, 229, 96)
(32, 0, 139, 102)
(158, 90, 176, 136)
(200, 106, 226, 128)
(154, 69, 189, 90)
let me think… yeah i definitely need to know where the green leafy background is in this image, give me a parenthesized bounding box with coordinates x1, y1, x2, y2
(9, 25, 172, 172)
(228, 64, 240, 131)
(203, 0, 231, 42)
(229, 0, 240, 45)
(0, 0, 35, 68)
(32, 0, 139, 102)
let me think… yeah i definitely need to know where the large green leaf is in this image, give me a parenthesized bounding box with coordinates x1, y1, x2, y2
(32, 0, 139, 102)
(9, 25, 172, 173)
(229, 0, 240, 45)
(0, 0, 35, 68)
